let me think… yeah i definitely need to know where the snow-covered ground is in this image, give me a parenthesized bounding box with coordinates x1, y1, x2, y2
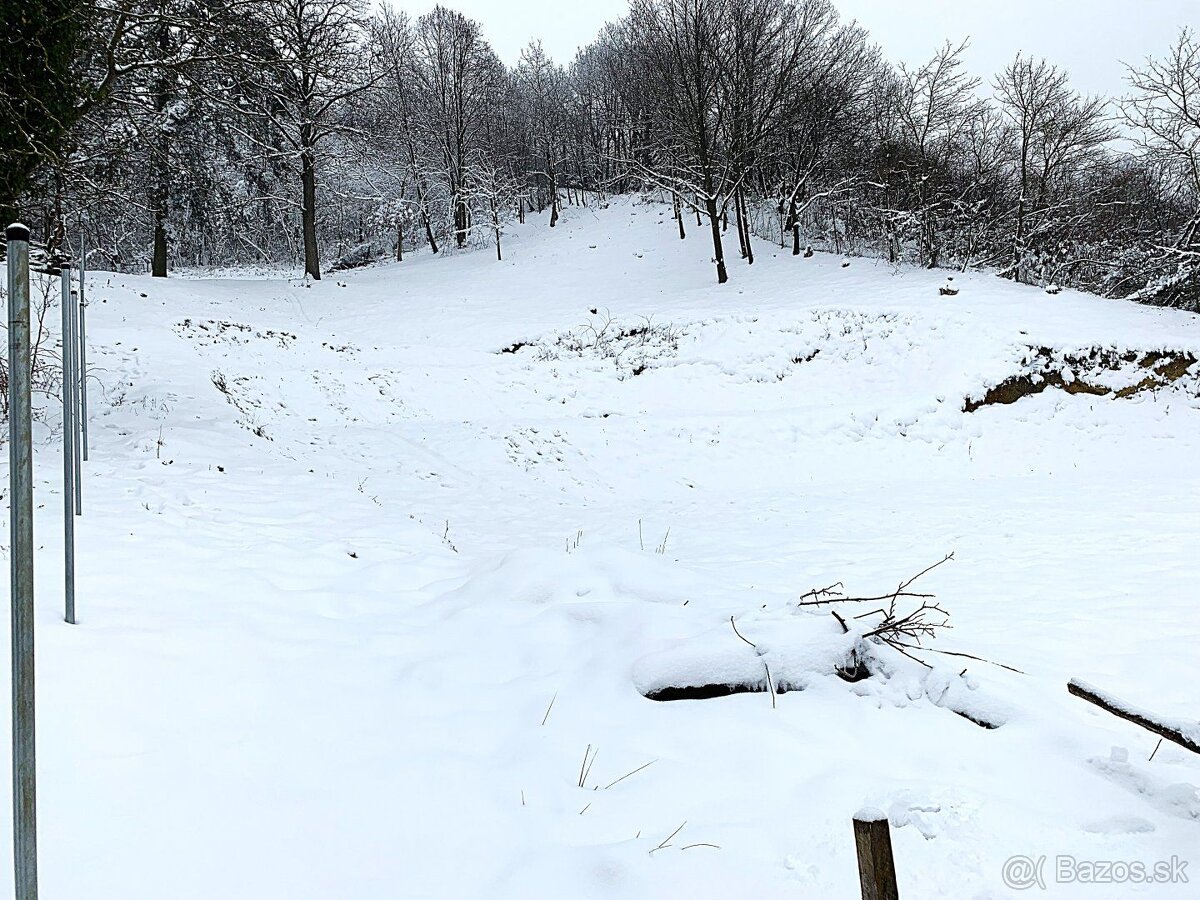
(4, 198, 1200, 898)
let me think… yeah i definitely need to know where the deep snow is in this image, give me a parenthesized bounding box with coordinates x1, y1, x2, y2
(3, 198, 1200, 898)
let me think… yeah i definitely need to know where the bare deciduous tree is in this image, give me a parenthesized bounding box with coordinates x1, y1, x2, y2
(994, 55, 1114, 283)
(240, 0, 374, 279)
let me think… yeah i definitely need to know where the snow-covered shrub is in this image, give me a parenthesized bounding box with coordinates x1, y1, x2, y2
(328, 243, 383, 273)
(0, 274, 66, 422)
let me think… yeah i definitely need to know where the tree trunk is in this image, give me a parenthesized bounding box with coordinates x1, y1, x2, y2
(151, 21, 171, 278)
(152, 213, 168, 277)
(547, 142, 559, 227)
(493, 202, 502, 261)
(789, 193, 801, 255)
(453, 187, 470, 248)
(704, 194, 728, 284)
(673, 191, 685, 239)
(300, 143, 321, 280)
(734, 191, 748, 260)
(407, 134, 439, 254)
(396, 224, 403, 262)
(1013, 195, 1026, 282)
(740, 190, 754, 265)
(422, 208, 439, 254)
(1011, 138, 1030, 282)
(48, 168, 65, 260)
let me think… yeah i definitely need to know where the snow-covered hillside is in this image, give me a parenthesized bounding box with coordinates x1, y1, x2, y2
(5, 199, 1200, 898)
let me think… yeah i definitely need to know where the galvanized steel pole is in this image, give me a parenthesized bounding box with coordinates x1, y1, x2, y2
(70, 290, 81, 514)
(7, 222, 40, 899)
(79, 235, 89, 462)
(61, 265, 76, 625)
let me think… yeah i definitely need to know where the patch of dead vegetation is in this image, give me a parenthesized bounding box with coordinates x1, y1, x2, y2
(176, 319, 297, 349)
(502, 311, 684, 380)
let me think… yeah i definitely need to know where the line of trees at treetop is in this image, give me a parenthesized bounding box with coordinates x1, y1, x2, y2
(3, 0, 1199, 309)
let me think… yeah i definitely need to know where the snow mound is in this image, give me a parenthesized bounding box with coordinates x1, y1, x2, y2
(633, 607, 1013, 728)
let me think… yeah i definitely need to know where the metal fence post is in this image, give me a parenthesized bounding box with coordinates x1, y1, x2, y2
(61, 265, 76, 625)
(70, 289, 82, 513)
(79, 235, 89, 461)
(7, 222, 40, 899)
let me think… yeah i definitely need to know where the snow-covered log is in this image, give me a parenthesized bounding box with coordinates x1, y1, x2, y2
(1068, 679, 1200, 755)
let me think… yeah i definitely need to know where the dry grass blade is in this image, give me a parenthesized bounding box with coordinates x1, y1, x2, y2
(604, 759, 657, 790)
(540, 692, 557, 726)
(577, 744, 599, 788)
(649, 821, 687, 854)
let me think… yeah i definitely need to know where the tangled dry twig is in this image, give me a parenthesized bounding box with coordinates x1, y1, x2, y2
(797, 552, 953, 608)
(800, 553, 1023, 675)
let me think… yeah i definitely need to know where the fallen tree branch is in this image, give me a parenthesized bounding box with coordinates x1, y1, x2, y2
(798, 553, 1024, 677)
(896, 644, 1025, 674)
(1068, 679, 1200, 756)
(795, 553, 1023, 680)
(797, 553, 953, 607)
(863, 601, 950, 642)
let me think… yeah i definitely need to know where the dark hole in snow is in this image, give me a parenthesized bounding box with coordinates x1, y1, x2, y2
(499, 341, 530, 354)
(643, 681, 799, 702)
(836, 660, 870, 683)
(792, 349, 821, 364)
(641, 674, 1000, 729)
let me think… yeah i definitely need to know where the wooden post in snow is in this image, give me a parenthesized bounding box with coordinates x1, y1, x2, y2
(853, 809, 899, 900)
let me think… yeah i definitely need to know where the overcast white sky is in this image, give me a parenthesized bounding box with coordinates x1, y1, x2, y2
(397, 0, 1194, 97)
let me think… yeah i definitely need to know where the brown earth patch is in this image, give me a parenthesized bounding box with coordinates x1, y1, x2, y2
(965, 347, 1198, 412)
